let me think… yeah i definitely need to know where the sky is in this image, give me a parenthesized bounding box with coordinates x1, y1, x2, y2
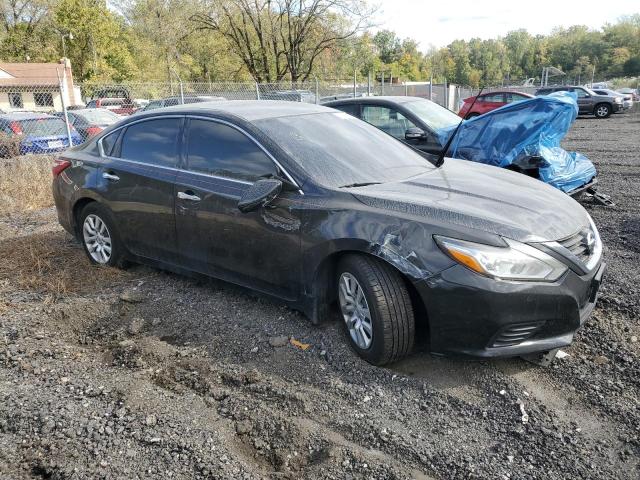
(375, 0, 639, 49)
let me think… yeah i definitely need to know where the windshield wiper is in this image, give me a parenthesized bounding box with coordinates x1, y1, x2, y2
(435, 87, 484, 167)
(339, 182, 382, 188)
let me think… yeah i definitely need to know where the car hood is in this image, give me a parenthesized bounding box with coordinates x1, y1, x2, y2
(349, 159, 590, 243)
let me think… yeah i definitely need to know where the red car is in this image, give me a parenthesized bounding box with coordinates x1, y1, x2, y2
(458, 91, 534, 119)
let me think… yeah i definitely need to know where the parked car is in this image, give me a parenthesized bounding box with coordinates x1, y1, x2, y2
(592, 89, 633, 110)
(0, 112, 81, 157)
(323, 95, 596, 196)
(86, 97, 137, 116)
(260, 89, 316, 103)
(535, 85, 621, 118)
(616, 87, 639, 102)
(140, 96, 225, 112)
(52, 101, 605, 365)
(458, 90, 534, 119)
(55, 109, 122, 141)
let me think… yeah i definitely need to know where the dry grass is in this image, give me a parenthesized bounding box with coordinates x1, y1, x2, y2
(0, 231, 130, 299)
(0, 155, 56, 214)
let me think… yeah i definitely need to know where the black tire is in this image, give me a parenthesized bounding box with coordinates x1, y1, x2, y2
(594, 103, 611, 118)
(337, 255, 414, 365)
(465, 112, 480, 119)
(78, 202, 128, 268)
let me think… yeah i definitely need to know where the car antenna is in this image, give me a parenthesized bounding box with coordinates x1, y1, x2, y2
(436, 87, 484, 167)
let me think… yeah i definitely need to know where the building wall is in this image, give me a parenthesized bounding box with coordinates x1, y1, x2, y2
(0, 90, 64, 112)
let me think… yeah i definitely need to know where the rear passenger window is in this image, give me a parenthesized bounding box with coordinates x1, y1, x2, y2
(100, 131, 119, 156)
(119, 118, 180, 167)
(185, 119, 277, 181)
(481, 93, 504, 102)
(333, 104, 360, 117)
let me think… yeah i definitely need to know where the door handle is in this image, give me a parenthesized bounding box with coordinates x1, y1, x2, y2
(102, 172, 120, 181)
(177, 191, 201, 202)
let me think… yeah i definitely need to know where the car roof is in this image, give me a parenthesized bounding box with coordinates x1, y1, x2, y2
(323, 96, 423, 106)
(151, 100, 332, 121)
(0, 112, 56, 121)
(479, 90, 534, 96)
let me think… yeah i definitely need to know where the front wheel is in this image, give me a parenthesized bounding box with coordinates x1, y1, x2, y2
(594, 103, 611, 118)
(337, 255, 415, 365)
(79, 203, 127, 268)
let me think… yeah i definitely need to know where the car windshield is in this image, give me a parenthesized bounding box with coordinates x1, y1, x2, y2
(76, 110, 121, 124)
(403, 99, 461, 131)
(254, 112, 435, 188)
(17, 118, 67, 136)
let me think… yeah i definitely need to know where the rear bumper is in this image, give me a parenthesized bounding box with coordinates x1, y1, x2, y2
(415, 261, 605, 359)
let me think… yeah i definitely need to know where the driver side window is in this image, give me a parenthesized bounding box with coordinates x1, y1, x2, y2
(573, 88, 589, 98)
(361, 105, 416, 139)
(185, 119, 278, 182)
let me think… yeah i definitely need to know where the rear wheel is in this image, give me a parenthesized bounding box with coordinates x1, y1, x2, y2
(337, 255, 414, 365)
(79, 203, 127, 268)
(594, 103, 611, 118)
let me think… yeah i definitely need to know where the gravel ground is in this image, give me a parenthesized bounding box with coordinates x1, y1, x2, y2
(1, 109, 638, 479)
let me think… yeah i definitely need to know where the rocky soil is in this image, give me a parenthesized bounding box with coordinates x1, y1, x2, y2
(0, 109, 638, 479)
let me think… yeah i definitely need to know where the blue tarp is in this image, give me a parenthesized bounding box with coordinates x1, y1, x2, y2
(436, 91, 596, 193)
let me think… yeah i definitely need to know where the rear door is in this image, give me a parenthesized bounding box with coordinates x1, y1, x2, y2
(97, 116, 182, 262)
(174, 117, 303, 299)
(571, 88, 593, 114)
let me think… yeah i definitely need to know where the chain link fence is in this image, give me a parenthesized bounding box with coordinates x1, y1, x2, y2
(0, 78, 466, 159)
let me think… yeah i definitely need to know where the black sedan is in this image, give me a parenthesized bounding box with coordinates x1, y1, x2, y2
(52, 101, 605, 365)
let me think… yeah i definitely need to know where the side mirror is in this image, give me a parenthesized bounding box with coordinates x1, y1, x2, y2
(238, 178, 282, 213)
(405, 127, 426, 140)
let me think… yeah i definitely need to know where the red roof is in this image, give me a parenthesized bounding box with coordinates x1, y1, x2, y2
(0, 60, 74, 87)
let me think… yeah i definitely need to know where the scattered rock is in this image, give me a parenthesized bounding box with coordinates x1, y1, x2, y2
(268, 336, 289, 348)
(235, 420, 252, 435)
(593, 355, 609, 365)
(120, 290, 145, 303)
(145, 415, 157, 426)
(631, 336, 638, 343)
(127, 317, 145, 335)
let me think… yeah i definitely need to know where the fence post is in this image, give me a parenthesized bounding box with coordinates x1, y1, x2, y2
(353, 69, 357, 98)
(405, 80, 408, 96)
(56, 67, 73, 148)
(381, 72, 385, 95)
(367, 72, 371, 96)
(443, 77, 448, 109)
(255, 82, 260, 100)
(179, 80, 184, 105)
(315, 77, 319, 104)
(429, 74, 433, 101)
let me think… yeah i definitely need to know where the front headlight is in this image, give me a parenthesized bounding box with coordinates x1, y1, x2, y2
(614, 97, 623, 103)
(435, 236, 568, 282)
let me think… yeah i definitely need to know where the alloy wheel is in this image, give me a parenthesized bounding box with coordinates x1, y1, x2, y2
(338, 272, 373, 349)
(597, 106, 609, 117)
(83, 214, 112, 264)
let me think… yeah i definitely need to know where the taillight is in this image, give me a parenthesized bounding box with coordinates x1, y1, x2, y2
(52, 159, 71, 177)
(8, 121, 23, 134)
(85, 126, 103, 137)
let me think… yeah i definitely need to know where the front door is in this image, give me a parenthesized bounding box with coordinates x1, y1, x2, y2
(97, 117, 182, 262)
(174, 117, 303, 299)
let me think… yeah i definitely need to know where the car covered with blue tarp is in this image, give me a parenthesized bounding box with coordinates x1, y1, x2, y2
(323, 92, 597, 196)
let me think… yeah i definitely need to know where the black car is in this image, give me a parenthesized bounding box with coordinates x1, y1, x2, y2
(55, 109, 122, 141)
(534, 85, 622, 118)
(323, 96, 461, 155)
(52, 101, 605, 365)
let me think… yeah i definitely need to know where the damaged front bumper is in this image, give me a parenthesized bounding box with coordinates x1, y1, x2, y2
(416, 261, 606, 359)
